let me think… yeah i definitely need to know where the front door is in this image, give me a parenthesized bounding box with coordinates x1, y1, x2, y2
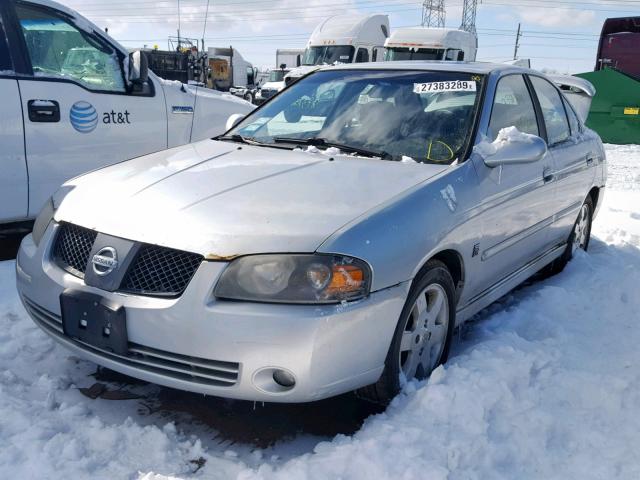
(472, 74, 558, 293)
(12, 1, 167, 216)
(0, 9, 28, 223)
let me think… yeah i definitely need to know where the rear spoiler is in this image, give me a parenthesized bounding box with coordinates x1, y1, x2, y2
(548, 74, 596, 123)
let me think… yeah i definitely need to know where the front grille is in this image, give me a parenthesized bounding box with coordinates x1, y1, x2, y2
(121, 246, 202, 297)
(54, 223, 97, 277)
(52, 223, 202, 297)
(261, 89, 276, 98)
(23, 296, 240, 387)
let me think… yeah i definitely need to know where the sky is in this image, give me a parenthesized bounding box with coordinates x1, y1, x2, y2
(61, 0, 640, 74)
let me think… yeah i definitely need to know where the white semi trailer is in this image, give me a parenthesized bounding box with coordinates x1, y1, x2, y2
(384, 27, 477, 62)
(284, 14, 389, 86)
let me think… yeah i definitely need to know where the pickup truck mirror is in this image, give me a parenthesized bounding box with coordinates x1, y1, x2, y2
(128, 50, 148, 85)
(226, 113, 245, 131)
(483, 135, 547, 168)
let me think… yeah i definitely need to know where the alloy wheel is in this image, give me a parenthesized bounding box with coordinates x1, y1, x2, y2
(399, 283, 449, 380)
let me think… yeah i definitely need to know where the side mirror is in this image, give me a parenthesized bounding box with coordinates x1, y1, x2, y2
(225, 113, 245, 131)
(483, 134, 547, 168)
(128, 50, 148, 85)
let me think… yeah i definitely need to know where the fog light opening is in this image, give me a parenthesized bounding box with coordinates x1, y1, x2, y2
(272, 369, 296, 388)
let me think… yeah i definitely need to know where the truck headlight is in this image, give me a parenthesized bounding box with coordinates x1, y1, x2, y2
(32, 186, 74, 247)
(214, 254, 371, 304)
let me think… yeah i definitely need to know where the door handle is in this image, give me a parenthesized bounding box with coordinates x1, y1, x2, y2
(586, 154, 595, 166)
(28, 100, 60, 122)
(543, 167, 555, 183)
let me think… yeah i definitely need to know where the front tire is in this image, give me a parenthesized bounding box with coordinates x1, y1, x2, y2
(357, 260, 456, 405)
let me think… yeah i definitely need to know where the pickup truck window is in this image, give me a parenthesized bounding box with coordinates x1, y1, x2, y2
(0, 18, 11, 71)
(16, 4, 125, 93)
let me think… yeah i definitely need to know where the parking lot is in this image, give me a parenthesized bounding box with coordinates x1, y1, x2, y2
(0, 145, 638, 479)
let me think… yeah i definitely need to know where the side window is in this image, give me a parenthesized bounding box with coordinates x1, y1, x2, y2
(355, 48, 369, 63)
(488, 74, 539, 141)
(0, 16, 12, 71)
(530, 76, 571, 145)
(15, 4, 125, 92)
(562, 96, 581, 136)
(372, 48, 377, 62)
(457, 51, 465, 61)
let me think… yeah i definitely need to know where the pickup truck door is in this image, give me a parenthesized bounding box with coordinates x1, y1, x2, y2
(12, 1, 167, 217)
(0, 10, 28, 223)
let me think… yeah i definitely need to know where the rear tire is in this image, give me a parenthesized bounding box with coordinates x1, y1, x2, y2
(357, 260, 456, 405)
(546, 195, 593, 275)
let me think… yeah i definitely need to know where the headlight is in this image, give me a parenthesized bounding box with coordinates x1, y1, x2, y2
(31, 185, 74, 247)
(214, 254, 371, 304)
(31, 198, 54, 247)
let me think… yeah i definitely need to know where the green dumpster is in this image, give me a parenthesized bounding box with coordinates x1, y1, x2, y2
(575, 68, 640, 144)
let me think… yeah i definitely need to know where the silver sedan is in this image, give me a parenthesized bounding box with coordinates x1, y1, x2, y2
(16, 62, 606, 404)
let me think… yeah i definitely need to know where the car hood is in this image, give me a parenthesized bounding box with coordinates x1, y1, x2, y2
(56, 140, 448, 257)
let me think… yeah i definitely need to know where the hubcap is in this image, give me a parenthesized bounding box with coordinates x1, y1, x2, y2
(572, 204, 590, 254)
(399, 283, 449, 381)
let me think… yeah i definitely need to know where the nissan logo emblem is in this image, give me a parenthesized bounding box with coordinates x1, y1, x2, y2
(92, 247, 118, 276)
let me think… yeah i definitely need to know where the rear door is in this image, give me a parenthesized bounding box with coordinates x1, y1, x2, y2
(12, 1, 167, 217)
(0, 6, 28, 223)
(528, 75, 595, 246)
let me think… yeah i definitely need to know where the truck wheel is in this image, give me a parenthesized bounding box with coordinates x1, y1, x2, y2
(244, 92, 253, 103)
(357, 260, 456, 405)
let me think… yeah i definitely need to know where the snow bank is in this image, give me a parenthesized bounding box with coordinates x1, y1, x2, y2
(1, 145, 640, 479)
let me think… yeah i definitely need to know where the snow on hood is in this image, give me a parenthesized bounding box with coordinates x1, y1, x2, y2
(56, 140, 447, 257)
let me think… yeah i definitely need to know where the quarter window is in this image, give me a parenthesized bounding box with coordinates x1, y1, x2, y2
(16, 4, 125, 92)
(488, 74, 539, 141)
(530, 76, 571, 145)
(563, 96, 581, 136)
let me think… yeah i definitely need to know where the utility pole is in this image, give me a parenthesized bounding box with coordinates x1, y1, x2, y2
(513, 23, 522, 60)
(177, 0, 181, 51)
(422, 0, 446, 28)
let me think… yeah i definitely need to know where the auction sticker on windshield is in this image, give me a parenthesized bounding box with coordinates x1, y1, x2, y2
(413, 80, 477, 93)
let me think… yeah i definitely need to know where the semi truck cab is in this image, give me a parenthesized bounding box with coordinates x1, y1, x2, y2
(284, 14, 389, 86)
(0, 0, 253, 229)
(383, 27, 477, 62)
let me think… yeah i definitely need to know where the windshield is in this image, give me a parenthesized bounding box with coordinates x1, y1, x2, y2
(269, 70, 288, 82)
(384, 48, 445, 61)
(229, 69, 484, 164)
(302, 46, 355, 66)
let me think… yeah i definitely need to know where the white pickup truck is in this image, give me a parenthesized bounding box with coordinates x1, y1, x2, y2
(0, 0, 253, 230)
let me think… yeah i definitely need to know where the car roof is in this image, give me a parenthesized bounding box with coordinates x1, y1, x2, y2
(326, 61, 532, 76)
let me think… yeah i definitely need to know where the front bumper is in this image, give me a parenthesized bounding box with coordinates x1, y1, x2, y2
(16, 223, 409, 402)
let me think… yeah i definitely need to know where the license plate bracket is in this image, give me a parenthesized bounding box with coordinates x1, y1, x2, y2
(60, 290, 128, 356)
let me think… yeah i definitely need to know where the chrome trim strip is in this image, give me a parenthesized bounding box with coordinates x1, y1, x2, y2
(481, 215, 554, 261)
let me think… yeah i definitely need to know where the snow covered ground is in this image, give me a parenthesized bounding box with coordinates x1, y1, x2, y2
(2, 144, 640, 479)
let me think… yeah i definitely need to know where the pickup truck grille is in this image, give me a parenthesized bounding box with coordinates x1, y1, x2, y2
(53, 223, 202, 297)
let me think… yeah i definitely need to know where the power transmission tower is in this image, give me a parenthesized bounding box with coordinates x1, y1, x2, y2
(422, 0, 446, 28)
(460, 0, 478, 34)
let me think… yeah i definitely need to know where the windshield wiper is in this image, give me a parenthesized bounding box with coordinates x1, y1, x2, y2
(273, 137, 394, 160)
(215, 134, 291, 150)
(215, 134, 265, 146)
